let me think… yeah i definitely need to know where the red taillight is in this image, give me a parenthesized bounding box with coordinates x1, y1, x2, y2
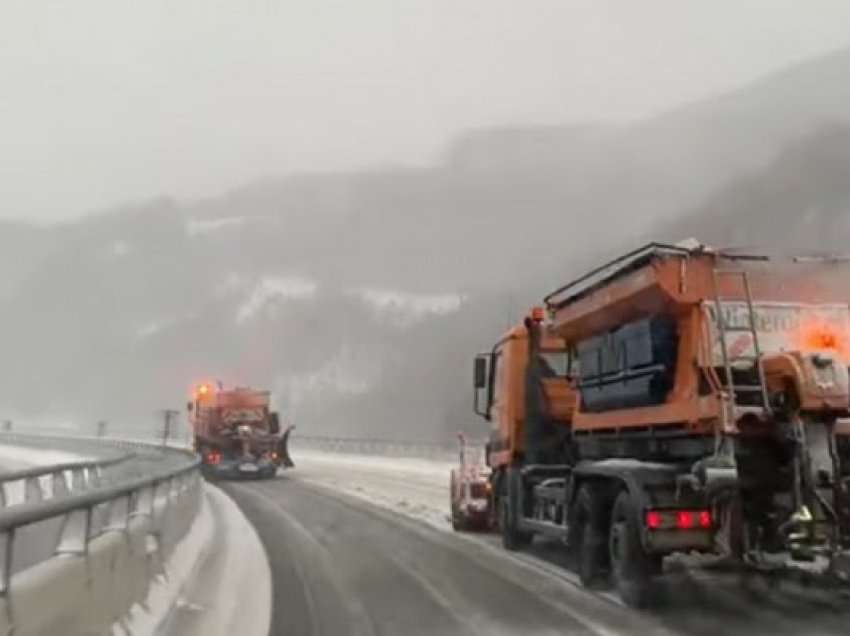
(646, 509, 712, 531)
(270, 451, 279, 461)
(206, 451, 222, 465)
(645, 511, 663, 529)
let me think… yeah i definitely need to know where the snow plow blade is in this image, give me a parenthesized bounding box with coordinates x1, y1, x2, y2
(278, 425, 295, 468)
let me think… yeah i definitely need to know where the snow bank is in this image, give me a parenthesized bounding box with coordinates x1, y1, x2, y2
(154, 485, 272, 636)
(123, 484, 216, 635)
(292, 450, 454, 530)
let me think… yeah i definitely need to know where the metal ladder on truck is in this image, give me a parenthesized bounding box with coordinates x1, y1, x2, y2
(711, 269, 772, 418)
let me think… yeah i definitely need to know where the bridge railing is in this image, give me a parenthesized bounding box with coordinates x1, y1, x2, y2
(0, 453, 135, 507)
(0, 434, 201, 636)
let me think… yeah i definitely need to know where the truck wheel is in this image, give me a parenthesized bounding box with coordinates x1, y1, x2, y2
(570, 483, 610, 588)
(487, 474, 501, 531)
(501, 468, 533, 550)
(200, 465, 219, 482)
(450, 471, 467, 532)
(500, 497, 531, 550)
(722, 495, 745, 562)
(609, 490, 662, 608)
(451, 512, 466, 532)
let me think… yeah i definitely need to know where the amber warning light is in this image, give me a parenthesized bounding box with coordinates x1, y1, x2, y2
(530, 306, 545, 322)
(794, 319, 850, 362)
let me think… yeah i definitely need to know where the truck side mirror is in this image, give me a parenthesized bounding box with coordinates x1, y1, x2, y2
(473, 355, 491, 420)
(186, 401, 193, 413)
(474, 356, 487, 389)
(269, 412, 280, 434)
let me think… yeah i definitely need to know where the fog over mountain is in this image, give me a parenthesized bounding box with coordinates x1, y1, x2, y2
(3, 48, 850, 440)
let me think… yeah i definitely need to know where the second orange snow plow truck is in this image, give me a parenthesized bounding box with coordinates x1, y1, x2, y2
(188, 383, 294, 479)
(450, 433, 492, 530)
(471, 242, 850, 606)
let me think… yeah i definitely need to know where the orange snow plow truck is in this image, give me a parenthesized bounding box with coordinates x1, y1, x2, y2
(468, 242, 850, 606)
(188, 383, 294, 480)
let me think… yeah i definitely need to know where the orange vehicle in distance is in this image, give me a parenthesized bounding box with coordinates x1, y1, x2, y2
(188, 383, 294, 479)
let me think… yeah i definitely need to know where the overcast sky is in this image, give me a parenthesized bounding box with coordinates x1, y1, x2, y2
(3, 1, 850, 223)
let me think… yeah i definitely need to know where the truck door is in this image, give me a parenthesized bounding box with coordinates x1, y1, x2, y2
(490, 348, 506, 438)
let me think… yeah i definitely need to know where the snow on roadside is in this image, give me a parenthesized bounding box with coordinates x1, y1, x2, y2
(153, 485, 272, 636)
(291, 450, 454, 530)
(124, 485, 216, 636)
(0, 444, 83, 469)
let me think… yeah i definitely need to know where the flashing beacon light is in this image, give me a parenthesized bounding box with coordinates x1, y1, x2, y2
(531, 306, 545, 323)
(197, 384, 210, 397)
(796, 319, 850, 363)
(808, 328, 839, 351)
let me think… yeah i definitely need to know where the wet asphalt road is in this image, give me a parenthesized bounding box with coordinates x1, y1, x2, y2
(224, 473, 850, 636)
(222, 476, 650, 636)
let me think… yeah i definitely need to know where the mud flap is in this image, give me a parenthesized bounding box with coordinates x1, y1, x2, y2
(278, 425, 295, 468)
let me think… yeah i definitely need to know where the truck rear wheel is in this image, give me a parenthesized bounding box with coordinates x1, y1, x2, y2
(450, 471, 467, 532)
(570, 483, 610, 588)
(609, 490, 662, 608)
(451, 511, 467, 532)
(500, 468, 533, 550)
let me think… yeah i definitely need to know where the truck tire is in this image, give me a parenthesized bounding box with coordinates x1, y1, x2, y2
(569, 483, 610, 588)
(451, 511, 466, 532)
(200, 464, 220, 482)
(501, 468, 533, 550)
(609, 490, 662, 608)
(450, 471, 467, 532)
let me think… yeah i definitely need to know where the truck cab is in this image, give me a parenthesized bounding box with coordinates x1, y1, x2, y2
(475, 312, 575, 470)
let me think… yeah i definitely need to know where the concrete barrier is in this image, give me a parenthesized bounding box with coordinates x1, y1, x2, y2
(154, 484, 271, 636)
(0, 435, 202, 636)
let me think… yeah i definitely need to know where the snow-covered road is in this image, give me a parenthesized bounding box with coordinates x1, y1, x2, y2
(278, 448, 850, 636)
(291, 449, 454, 529)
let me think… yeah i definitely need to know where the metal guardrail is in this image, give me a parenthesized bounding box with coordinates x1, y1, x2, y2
(0, 453, 134, 507)
(0, 433, 202, 636)
(0, 430, 463, 634)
